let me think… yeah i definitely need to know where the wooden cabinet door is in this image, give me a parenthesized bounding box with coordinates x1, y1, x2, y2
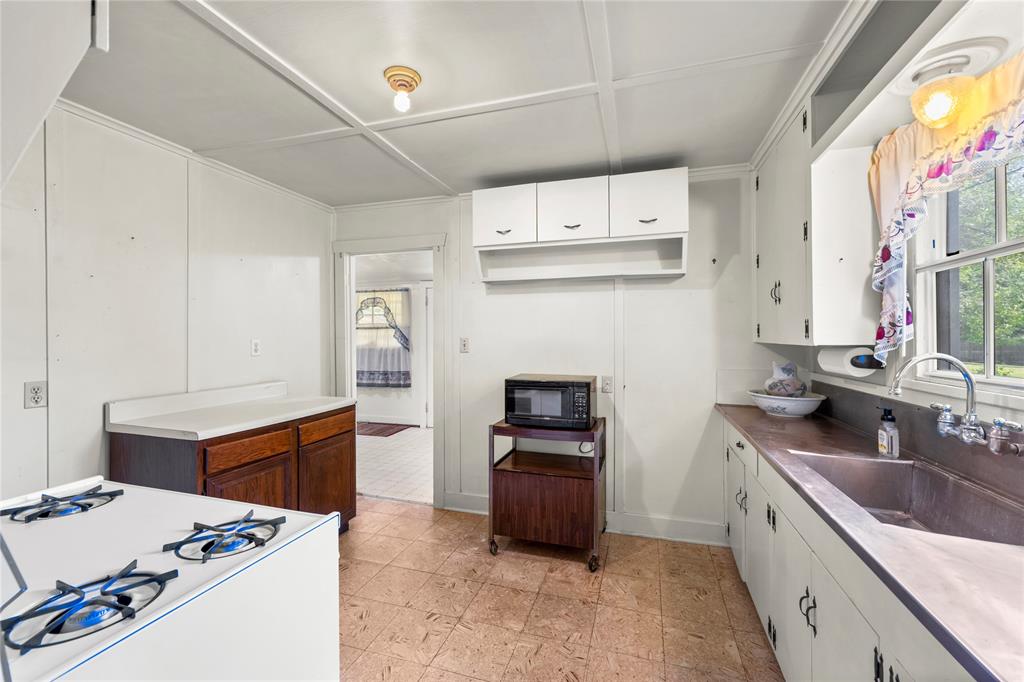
(726, 449, 746, 578)
(472, 183, 537, 246)
(810, 553, 879, 682)
(745, 476, 772, 629)
(771, 507, 813, 682)
(206, 453, 291, 509)
(298, 431, 355, 519)
(609, 167, 688, 237)
(537, 175, 609, 242)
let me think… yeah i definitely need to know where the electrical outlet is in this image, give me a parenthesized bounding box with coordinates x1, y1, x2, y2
(601, 375, 614, 393)
(250, 338, 262, 357)
(24, 381, 47, 409)
(460, 337, 470, 353)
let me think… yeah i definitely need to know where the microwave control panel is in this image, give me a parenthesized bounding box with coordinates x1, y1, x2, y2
(573, 389, 589, 419)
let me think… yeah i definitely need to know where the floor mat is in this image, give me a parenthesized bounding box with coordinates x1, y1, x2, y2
(357, 422, 416, 437)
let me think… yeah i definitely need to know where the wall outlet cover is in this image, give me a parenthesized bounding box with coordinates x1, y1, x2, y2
(250, 338, 262, 357)
(24, 381, 47, 409)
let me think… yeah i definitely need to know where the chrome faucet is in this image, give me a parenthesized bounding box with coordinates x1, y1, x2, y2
(889, 353, 988, 445)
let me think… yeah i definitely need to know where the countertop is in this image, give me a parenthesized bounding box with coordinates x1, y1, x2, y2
(106, 382, 355, 440)
(717, 405, 1024, 682)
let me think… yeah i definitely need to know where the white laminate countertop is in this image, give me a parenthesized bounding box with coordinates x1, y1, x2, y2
(105, 382, 355, 440)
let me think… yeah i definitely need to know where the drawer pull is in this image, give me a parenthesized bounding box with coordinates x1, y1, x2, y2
(563, 224, 581, 229)
(496, 228, 511, 235)
(638, 217, 658, 224)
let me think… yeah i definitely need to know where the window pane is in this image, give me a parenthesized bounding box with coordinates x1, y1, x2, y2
(935, 262, 984, 374)
(994, 251, 1024, 379)
(946, 169, 996, 253)
(1009, 157, 1024, 241)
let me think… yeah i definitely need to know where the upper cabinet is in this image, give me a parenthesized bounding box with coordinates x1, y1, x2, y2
(537, 176, 609, 242)
(471, 183, 537, 247)
(610, 167, 689, 237)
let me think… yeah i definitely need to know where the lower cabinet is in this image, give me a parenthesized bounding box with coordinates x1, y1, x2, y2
(298, 430, 356, 518)
(726, 446, 747, 576)
(810, 553, 880, 682)
(206, 452, 292, 509)
(771, 508, 813, 682)
(745, 476, 772, 627)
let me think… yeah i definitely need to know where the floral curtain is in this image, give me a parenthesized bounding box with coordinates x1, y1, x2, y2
(869, 50, 1024, 364)
(356, 288, 412, 388)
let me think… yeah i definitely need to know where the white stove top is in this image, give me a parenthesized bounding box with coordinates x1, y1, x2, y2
(0, 477, 337, 680)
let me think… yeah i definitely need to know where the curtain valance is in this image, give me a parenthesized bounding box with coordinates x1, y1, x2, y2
(869, 50, 1024, 363)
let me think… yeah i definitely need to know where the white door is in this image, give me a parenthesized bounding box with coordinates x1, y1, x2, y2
(771, 508, 813, 682)
(425, 285, 434, 429)
(472, 183, 536, 246)
(810, 553, 880, 682)
(755, 148, 780, 342)
(745, 476, 772, 628)
(537, 175, 609, 242)
(726, 449, 746, 578)
(610, 167, 689, 237)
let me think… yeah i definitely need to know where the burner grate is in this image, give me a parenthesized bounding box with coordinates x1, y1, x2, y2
(162, 510, 285, 563)
(0, 485, 124, 523)
(0, 560, 177, 654)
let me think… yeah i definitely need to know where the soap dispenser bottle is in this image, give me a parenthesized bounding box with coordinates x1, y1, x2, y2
(878, 408, 900, 459)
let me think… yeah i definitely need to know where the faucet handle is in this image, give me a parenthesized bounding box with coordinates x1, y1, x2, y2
(929, 402, 952, 413)
(992, 418, 1023, 432)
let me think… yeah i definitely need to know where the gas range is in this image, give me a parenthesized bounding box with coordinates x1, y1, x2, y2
(0, 477, 338, 680)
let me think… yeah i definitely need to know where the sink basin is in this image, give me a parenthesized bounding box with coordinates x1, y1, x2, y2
(794, 453, 1024, 547)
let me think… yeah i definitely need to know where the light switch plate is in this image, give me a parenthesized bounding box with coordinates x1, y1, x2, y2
(460, 338, 470, 353)
(601, 376, 614, 393)
(24, 381, 47, 409)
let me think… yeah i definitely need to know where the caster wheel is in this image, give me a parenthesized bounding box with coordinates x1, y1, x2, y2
(587, 555, 599, 572)
(489, 540, 499, 556)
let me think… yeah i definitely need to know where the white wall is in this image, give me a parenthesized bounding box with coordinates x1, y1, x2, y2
(335, 177, 794, 542)
(0, 105, 334, 496)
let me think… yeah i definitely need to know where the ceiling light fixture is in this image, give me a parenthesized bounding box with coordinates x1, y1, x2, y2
(384, 65, 421, 114)
(910, 56, 975, 129)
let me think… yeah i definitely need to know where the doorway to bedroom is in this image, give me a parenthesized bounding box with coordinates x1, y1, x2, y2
(351, 250, 434, 504)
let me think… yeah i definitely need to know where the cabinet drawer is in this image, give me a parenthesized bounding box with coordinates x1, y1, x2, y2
(725, 423, 755, 470)
(537, 176, 609, 242)
(299, 409, 355, 446)
(610, 167, 688, 237)
(472, 183, 537, 246)
(206, 429, 291, 475)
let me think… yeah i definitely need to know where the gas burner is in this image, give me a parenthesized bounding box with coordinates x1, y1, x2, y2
(162, 510, 285, 563)
(0, 560, 177, 654)
(0, 485, 124, 523)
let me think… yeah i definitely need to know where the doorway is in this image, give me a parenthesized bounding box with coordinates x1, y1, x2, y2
(340, 245, 441, 505)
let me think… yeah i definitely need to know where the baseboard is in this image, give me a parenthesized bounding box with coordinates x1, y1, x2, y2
(358, 413, 421, 427)
(605, 510, 728, 546)
(442, 491, 488, 514)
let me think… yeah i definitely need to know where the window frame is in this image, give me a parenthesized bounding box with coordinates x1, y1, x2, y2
(910, 161, 1024, 395)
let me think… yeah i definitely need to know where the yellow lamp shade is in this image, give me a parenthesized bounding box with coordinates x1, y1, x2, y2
(911, 74, 976, 129)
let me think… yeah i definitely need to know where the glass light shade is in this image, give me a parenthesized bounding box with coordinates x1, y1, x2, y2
(393, 90, 411, 113)
(911, 75, 975, 129)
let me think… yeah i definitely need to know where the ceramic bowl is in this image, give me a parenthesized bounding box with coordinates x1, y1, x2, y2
(748, 389, 826, 418)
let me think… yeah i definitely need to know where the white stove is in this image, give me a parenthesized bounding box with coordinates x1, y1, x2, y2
(0, 477, 340, 680)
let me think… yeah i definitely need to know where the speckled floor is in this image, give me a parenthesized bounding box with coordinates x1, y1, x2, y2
(340, 495, 782, 681)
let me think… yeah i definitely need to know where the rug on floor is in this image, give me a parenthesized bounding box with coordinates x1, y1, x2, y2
(357, 422, 416, 437)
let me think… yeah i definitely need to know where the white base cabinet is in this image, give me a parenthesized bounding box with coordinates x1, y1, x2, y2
(810, 553, 880, 682)
(771, 507, 813, 682)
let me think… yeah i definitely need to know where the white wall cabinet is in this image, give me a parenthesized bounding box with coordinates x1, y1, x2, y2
(609, 167, 689, 237)
(753, 107, 877, 345)
(537, 176, 608, 242)
(471, 183, 536, 247)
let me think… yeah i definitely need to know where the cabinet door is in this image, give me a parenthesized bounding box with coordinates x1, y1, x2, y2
(472, 183, 536, 246)
(810, 553, 879, 682)
(537, 175, 609, 242)
(726, 449, 746, 578)
(298, 431, 355, 519)
(206, 453, 291, 509)
(745, 477, 772, 628)
(773, 110, 810, 345)
(771, 508, 813, 682)
(609, 167, 688, 237)
(887, 657, 915, 682)
(754, 148, 779, 342)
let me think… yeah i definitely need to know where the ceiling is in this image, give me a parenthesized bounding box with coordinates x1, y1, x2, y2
(62, 0, 847, 207)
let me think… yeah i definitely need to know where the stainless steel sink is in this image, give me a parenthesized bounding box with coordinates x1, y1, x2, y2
(794, 453, 1024, 546)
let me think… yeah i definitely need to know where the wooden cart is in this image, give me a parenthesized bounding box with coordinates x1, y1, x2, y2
(487, 417, 606, 571)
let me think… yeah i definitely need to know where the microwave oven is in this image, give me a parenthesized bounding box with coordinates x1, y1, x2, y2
(504, 374, 596, 430)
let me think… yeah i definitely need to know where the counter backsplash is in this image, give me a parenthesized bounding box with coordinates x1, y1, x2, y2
(813, 381, 1024, 506)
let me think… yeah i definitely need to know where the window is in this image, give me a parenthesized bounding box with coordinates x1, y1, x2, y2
(913, 159, 1024, 386)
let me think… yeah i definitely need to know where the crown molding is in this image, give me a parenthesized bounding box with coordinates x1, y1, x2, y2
(333, 194, 457, 213)
(688, 163, 753, 182)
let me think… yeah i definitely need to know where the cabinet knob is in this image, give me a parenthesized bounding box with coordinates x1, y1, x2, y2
(638, 217, 658, 224)
(495, 228, 511, 235)
(563, 224, 581, 230)
(734, 440, 745, 450)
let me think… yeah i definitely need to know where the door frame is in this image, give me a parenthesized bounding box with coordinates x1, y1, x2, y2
(332, 233, 447, 508)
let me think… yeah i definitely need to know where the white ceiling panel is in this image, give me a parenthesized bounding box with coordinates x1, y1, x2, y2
(61, 1, 343, 151)
(356, 251, 434, 284)
(209, 0, 595, 123)
(606, 1, 843, 79)
(206, 136, 443, 206)
(381, 96, 609, 192)
(616, 56, 811, 169)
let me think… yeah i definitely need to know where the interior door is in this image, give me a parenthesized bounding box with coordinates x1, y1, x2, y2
(771, 507, 813, 682)
(810, 553, 880, 681)
(745, 476, 772, 629)
(726, 449, 746, 578)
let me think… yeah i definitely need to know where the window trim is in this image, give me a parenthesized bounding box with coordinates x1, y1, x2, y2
(909, 162, 1024, 395)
